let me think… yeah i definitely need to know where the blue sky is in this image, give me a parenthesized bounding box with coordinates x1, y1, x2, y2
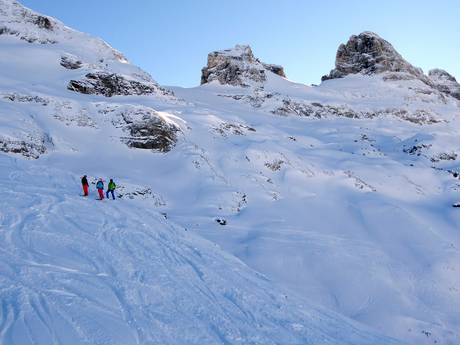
(22, 0, 460, 87)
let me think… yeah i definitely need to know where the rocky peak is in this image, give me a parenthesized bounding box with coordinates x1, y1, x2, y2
(0, 0, 58, 43)
(201, 44, 286, 87)
(0, 0, 128, 63)
(429, 68, 458, 83)
(428, 69, 460, 100)
(322, 31, 424, 81)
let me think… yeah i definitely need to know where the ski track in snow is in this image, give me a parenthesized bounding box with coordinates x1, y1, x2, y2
(0, 156, 411, 345)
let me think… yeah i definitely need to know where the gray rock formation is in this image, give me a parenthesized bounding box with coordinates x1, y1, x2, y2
(322, 31, 424, 81)
(0, 0, 56, 43)
(100, 105, 180, 152)
(201, 45, 285, 87)
(68, 72, 172, 97)
(428, 69, 460, 100)
(124, 118, 178, 152)
(33, 14, 53, 30)
(0, 133, 52, 159)
(272, 98, 441, 124)
(60, 55, 82, 70)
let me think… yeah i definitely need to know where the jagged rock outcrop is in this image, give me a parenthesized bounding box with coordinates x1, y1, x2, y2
(201, 45, 285, 87)
(0, 0, 57, 43)
(124, 118, 178, 152)
(428, 69, 460, 100)
(98, 105, 180, 152)
(322, 31, 425, 81)
(0, 137, 47, 158)
(0, 0, 129, 62)
(68, 72, 172, 97)
(262, 63, 286, 77)
(60, 54, 82, 70)
(117, 107, 179, 152)
(272, 99, 441, 124)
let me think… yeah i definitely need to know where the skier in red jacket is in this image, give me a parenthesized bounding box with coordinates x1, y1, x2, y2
(81, 175, 89, 196)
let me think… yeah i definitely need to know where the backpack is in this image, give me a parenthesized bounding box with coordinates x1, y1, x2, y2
(96, 181, 103, 189)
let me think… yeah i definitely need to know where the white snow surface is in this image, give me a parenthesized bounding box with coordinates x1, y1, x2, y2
(1, 1, 460, 345)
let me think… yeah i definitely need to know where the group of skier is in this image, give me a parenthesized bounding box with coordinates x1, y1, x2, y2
(81, 175, 117, 200)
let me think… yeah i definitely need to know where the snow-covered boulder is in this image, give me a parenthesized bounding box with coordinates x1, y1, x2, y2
(322, 31, 426, 81)
(429, 68, 460, 100)
(201, 45, 285, 87)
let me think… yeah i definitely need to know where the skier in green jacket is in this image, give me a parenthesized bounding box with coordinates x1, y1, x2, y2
(106, 179, 116, 200)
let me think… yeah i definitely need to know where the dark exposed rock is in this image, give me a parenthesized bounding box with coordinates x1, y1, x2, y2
(201, 45, 286, 87)
(262, 63, 286, 78)
(218, 89, 278, 108)
(2, 93, 49, 105)
(0, 1, 56, 43)
(60, 55, 82, 70)
(214, 122, 256, 137)
(272, 99, 441, 124)
(123, 117, 179, 152)
(430, 152, 458, 162)
(403, 144, 432, 156)
(0, 25, 56, 44)
(428, 69, 460, 100)
(96, 104, 180, 152)
(322, 32, 425, 81)
(216, 218, 227, 226)
(68, 72, 171, 97)
(265, 159, 284, 171)
(0, 26, 15, 35)
(33, 15, 53, 30)
(0, 136, 48, 159)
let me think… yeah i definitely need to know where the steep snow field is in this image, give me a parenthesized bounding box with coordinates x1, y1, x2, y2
(170, 85, 460, 345)
(1, 155, 410, 345)
(1, 1, 460, 344)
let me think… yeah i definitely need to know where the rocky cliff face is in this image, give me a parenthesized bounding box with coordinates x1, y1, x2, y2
(322, 32, 425, 81)
(0, 0, 173, 99)
(67, 72, 172, 98)
(428, 68, 460, 100)
(0, 0, 179, 158)
(201, 45, 285, 87)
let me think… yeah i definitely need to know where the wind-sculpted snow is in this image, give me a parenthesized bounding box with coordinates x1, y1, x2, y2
(0, 156, 408, 345)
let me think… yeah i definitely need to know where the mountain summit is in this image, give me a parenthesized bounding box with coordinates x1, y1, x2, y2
(201, 44, 285, 87)
(322, 31, 425, 81)
(429, 68, 460, 100)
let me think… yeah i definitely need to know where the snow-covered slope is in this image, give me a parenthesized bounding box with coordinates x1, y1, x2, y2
(1, 154, 409, 345)
(1, 1, 460, 345)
